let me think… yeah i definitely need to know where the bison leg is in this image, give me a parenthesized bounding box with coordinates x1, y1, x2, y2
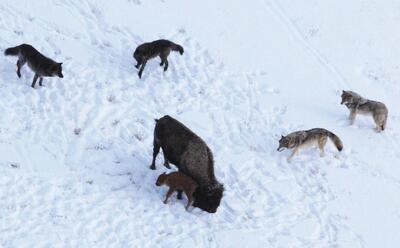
(162, 150, 171, 169)
(150, 141, 161, 170)
(177, 190, 183, 200)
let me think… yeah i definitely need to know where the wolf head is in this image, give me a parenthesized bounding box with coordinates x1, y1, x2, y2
(341, 90, 353, 105)
(155, 172, 167, 186)
(178, 46, 184, 55)
(193, 184, 224, 213)
(277, 135, 291, 151)
(53, 62, 64, 78)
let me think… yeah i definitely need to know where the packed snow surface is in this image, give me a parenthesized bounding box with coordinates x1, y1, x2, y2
(1, 0, 400, 247)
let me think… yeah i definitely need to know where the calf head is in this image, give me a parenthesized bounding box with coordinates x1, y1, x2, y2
(155, 172, 167, 186)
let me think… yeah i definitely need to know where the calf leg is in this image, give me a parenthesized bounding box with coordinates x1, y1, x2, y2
(38, 77, 43, 86)
(185, 192, 194, 210)
(150, 140, 161, 170)
(31, 74, 39, 88)
(163, 188, 174, 204)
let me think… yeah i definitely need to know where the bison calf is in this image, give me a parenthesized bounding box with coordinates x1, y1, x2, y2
(150, 115, 224, 213)
(156, 172, 198, 210)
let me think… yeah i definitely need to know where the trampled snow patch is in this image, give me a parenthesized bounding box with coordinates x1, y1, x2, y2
(0, 0, 399, 247)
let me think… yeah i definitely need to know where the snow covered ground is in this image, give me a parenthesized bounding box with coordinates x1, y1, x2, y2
(0, 0, 399, 247)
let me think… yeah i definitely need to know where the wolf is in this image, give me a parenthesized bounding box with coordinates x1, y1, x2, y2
(277, 128, 343, 162)
(4, 44, 63, 88)
(133, 39, 184, 78)
(341, 90, 388, 132)
(150, 115, 223, 213)
(156, 172, 198, 211)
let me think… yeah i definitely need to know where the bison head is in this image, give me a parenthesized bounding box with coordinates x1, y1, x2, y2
(193, 184, 224, 213)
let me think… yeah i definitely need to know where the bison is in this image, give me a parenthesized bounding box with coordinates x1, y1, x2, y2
(150, 115, 224, 213)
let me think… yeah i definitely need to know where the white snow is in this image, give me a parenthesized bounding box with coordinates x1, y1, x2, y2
(0, 0, 400, 247)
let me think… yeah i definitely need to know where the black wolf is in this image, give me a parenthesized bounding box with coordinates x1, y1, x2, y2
(133, 39, 184, 78)
(150, 115, 223, 213)
(4, 44, 63, 88)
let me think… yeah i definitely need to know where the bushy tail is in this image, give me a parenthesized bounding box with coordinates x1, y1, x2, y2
(4, 46, 20, 56)
(327, 131, 343, 151)
(171, 43, 184, 55)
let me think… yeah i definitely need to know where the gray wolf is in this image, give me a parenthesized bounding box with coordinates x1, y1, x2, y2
(156, 172, 198, 211)
(150, 115, 223, 213)
(341, 90, 388, 132)
(277, 128, 343, 162)
(4, 44, 63, 88)
(133, 39, 184, 78)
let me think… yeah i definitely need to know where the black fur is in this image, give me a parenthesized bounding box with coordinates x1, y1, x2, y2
(4, 44, 63, 88)
(150, 115, 223, 213)
(133, 39, 184, 78)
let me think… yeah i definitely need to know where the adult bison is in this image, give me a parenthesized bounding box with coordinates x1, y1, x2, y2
(150, 115, 224, 213)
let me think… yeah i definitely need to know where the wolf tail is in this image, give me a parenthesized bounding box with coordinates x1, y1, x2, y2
(4, 46, 20, 56)
(171, 43, 184, 55)
(327, 131, 343, 151)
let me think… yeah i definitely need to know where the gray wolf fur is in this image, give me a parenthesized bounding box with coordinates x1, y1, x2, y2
(156, 172, 198, 211)
(150, 115, 223, 213)
(5, 44, 63, 88)
(133, 39, 184, 78)
(341, 90, 388, 132)
(278, 128, 343, 162)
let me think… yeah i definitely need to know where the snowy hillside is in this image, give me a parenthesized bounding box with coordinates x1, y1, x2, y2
(1, 0, 400, 247)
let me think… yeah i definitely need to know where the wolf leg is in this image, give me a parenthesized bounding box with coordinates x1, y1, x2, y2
(349, 110, 356, 125)
(318, 137, 327, 157)
(287, 147, 299, 162)
(159, 56, 164, 66)
(31, 74, 39, 88)
(138, 61, 147, 78)
(163, 59, 169, 71)
(16, 59, 26, 78)
(373, 114, 385, 132)
(150, 140, 161, 170)
(38, 77, 43, 86)
(163, 188, 174, 204)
